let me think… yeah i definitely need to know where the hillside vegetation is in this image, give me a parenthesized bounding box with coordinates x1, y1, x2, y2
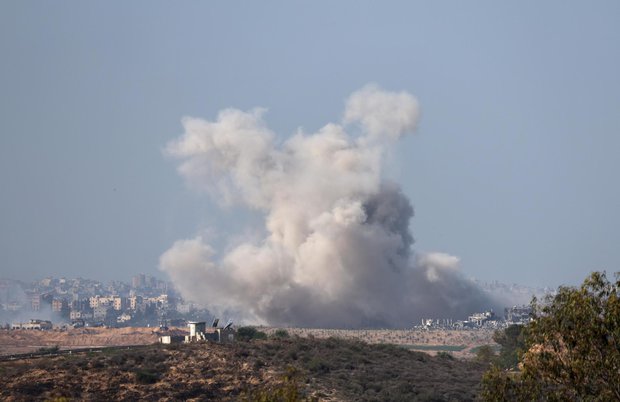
(0, 336, 486, 401)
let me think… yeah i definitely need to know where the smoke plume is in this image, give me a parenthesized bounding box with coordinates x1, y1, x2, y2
(161, 84, 496, 328)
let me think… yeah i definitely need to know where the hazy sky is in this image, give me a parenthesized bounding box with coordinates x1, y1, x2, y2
(1, 1, 619, 287)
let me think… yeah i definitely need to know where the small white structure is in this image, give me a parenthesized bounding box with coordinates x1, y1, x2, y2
(159, 335, 184, 344)
(116, 313, 132, 323)
(184, 318, 235, 343)
(187, 321, 206, 339)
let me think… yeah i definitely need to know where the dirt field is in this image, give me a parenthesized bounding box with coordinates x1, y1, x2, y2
(264, 328, 496, 358)
(0, 327, 163, 355)
(0, 327, 496, 359)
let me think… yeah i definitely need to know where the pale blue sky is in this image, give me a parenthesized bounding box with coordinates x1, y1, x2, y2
(1, 1, 619, 287)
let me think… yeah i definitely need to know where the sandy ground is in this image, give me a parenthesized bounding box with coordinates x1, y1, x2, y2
(264, 328, 496, 358)
(0, 326, 496, 358)
(0, 327, 163, 355)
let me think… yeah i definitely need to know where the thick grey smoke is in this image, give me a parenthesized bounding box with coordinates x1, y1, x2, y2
(161, 84, 496, 328)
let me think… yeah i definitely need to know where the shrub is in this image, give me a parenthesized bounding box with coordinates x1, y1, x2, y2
(436, 351, 454, 360)
(238, 326, 268, 341)
(134, 368, 161, 384)
(273, 329, 290, 339)
(254, 359, 266, 370)
(16, 381, 54, 396)
(475, 345, 496, 364)
(307, 357, 330, 374)
(37, 345, 60, 354)
(243, 368, 316, 402)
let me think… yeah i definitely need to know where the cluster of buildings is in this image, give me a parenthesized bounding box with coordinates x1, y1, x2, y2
(0, 275, 197, 329)
(2, 275, 543, 332)
(418, 305, 533, 330)
(11, 319, 53, 330)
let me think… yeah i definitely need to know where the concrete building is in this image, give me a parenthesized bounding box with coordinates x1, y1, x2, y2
(132, 274, 146, 289)
(116, 313, 132, 323)
(504, 305, 532, 324)
(52, 298, 68, 313)
(70, 310, 93, 320)
(71, 299, 90, 312)
(31, 294, 41, 311)
(128, 295, 143, 310)
(12, 319, 53, 330)
(112, 296, 125, 311)
(212, 328, 236, 343)
(89, 296, 111, 308)
(176, 302, 192, 314)
(187, 321, 206, 339)
(159, 335, 185, 344)
(184, 319, 236, 343)
(93, 305, 111, 321)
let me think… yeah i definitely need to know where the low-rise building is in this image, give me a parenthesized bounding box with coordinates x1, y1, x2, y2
(159, 335, 185, 344)
(128, 295, 143, 310)
(52, 298, 68, 313)
(11, 319, 53, 330)
(70, 310, 93, 320)
(504, 305, 532, 324)
(184, 319, 236, 343)
(116, 313, 132, 323)
(93, 305, 111, 321)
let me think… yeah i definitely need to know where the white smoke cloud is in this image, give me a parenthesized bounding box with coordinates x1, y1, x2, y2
(417, 252, 461, 282)
(161, 85, 496, 328)
(343, 84, 419, 141)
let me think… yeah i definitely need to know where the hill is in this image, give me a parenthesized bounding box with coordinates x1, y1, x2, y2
(0, 336, 486, 401)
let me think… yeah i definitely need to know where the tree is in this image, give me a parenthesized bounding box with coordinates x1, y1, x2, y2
(492, 324, 526, 369)
(481, 271, 620, 401)
(475, 345, 497, 364)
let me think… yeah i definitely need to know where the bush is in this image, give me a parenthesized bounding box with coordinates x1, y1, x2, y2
(307, 357, 330, 374)
(134, 368, 161, 384)
(37, 345, 60, 354)
(254, 359, 266, 370)
(436, 351, 454, 360)
(238, 326, 268, 341)
(475, 345, 496, 364)
(16, 381, 54, 396)
(273, 329, 290, 339)
(243, 368, 316, 402)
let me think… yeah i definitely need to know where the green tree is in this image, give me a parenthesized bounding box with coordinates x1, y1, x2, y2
(492, 324, 526, 369)
(481, 271, 620, 401)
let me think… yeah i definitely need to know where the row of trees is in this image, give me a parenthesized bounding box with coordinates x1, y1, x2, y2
(481, 271, 620, 401)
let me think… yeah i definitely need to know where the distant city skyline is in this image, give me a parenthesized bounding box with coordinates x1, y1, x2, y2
(0, 272, 547, 329)
(1, 2, 619, 289)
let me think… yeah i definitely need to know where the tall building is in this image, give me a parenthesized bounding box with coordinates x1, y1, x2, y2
(52, 298, 68, 313)
(31, 294, 41, 311)
(132, 274, 146, 289)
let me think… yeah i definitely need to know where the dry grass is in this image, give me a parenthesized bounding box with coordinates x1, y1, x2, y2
(0, 336, 486, 401)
